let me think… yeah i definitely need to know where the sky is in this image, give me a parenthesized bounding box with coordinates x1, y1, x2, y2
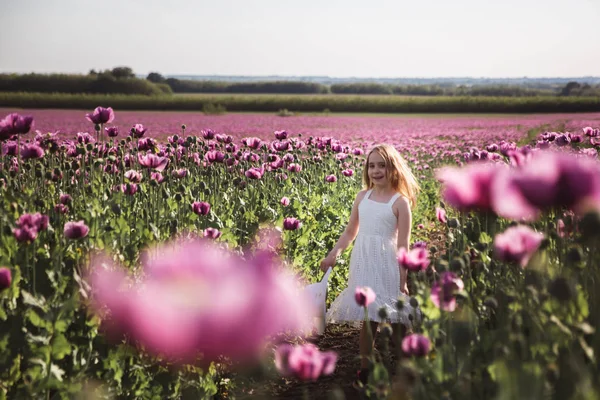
(1, 0, 599, 78)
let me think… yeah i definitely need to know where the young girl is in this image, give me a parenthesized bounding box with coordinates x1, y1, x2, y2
(320, 143, 420, 382)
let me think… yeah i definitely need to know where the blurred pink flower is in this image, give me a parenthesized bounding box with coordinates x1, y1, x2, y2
(0, 267, 11, 291)
(124, 170, 143, 183)
(283, 217, 301, 231)
(87, 237, 315, 365)
(493, 151, 600, 219)
(436, 162, 501, 212)
(397, 247, 430, 272)
(274, 130, 288, 140)
(342, 169, 354, 177)
(105, 126, 119, 137)
(275, 343, 337, 382)
(64, 220, 89, 239)
(354, 286, 376, 307)
(245, 166, 265, 180)
(401, 334, 431, 357)
(203, 228, 222, 239)
(242, 137, 262, 149)
(430, 272, 464, 312)
(280, 197, 290, 206)
(131, 124, 147, 138)
(21, 144, 45, 160)
(493, 225, 544, 268)
(325, 174, 337, 183)
(436, 207, 447, 223)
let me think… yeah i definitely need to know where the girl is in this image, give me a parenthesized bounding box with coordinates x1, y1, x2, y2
(320, 143, 420, 382)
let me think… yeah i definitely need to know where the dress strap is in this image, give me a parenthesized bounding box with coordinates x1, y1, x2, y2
(387, 192, 401, 206)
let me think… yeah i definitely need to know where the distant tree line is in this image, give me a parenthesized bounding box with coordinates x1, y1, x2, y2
(0, 67, 172, 96)
(0, 67, 599, 97)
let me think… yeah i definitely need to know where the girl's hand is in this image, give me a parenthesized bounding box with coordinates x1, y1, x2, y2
(401, 284, 409, 296)
(320, 255, 336, 272)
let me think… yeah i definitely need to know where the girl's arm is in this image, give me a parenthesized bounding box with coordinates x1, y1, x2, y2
(320, 190, 366, 271)
(395, 197, 412, 294)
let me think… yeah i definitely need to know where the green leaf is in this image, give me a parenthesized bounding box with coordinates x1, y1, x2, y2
(51, 334, 72, 360)
(479, 231, 492, 244)
(21, 290, 48, 311)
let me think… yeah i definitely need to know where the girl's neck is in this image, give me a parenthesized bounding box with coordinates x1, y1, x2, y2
(370, 185, 395, 196)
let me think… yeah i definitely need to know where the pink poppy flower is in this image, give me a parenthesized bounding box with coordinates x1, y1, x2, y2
(280, 197, 290, 206)
(64, 220, 90, 239)
(85, 107, 114, 125)
(204, 228, 222, 239)
(436, 207, 447, 223)
(401, 334, 431, 357)
(245, 166, 265, 180)
(275, 343, 337, 381)
(436, 162, 501, 212)
(283, 217, 301, 231)
(397, 247, 430, 272)
(325, 175, 337, 183)
(493, 225, 544, 268)
(355, 286, 376, 307)
(192, 201, 211, 216)
(138, 153, 169, 172)
(0, 267, 11, 291)
(87, 237, 315, 365)
(430, 272, 464, 312)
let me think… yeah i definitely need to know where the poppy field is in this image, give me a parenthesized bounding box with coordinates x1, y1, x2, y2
(1, 108, 600, 400)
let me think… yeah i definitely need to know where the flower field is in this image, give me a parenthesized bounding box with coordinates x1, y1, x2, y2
(1, 108, 600, 399)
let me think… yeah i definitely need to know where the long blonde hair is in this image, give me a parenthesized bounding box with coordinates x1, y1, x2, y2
(362, 144, 420, 209)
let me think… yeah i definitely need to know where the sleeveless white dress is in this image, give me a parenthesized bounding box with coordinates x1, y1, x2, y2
(326, 189, 418, 327)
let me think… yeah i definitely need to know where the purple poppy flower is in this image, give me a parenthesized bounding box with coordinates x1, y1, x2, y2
(201, 129, 215, 140)
(242, 137, 262, 150)
(171, 168, 188, 179)
(64, 220, 89, 239)
(0, 267, 11, 291)
(204, 228, 222, 239)
(130, 124, 147, 138)
(150, 172, 164, 183)
(397, 247, 430, 272)
(430, 272, 464, 312)
(413, 241, 427, 249)
(355, 286, 376, 307)
(342, 169, 354, 177)
(280, 197, 290, 206)
(204, 150, 225, 164)
(124, 170, 143, 183)
(85, 107, 115, 125)
(137, 137, 156, 151)
(493, 225, 544, 268)
(138, 153, 169, 172)
(273, 141, 291, 152)
(283, 217, 301, 231)
(245, 166, 265, 180)
(274, 130, 288, 140)
(275, 343, 337, 382)
(105, 126, 119, 137)
(401, 334, 431, 357)
(59, 194, 72, 205)
(325, 175, 337, 183)
(493, 151, 600, 220)
(353, 148, 365, 156)
(0, 113, 34, 139)
(192, 201, 211, 216)
(287, 163, 302, 173)
(21, 143, 45, 160)
(54, 204, 69, 214)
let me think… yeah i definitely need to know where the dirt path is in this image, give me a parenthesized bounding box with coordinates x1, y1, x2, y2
(232, 324, 400, 400)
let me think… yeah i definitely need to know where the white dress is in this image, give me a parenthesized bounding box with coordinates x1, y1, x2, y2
(326, 189, 418, 327)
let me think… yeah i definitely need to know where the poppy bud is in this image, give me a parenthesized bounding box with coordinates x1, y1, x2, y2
(566, 247, 583, 264)
(409, 297, 419, 308)
(548, 277, 573, 302)
(396, 299, 405, 310)
(580, 211, 600, 238)
(450, 258, 465, 272)
(174, 193, 183, 202)
(94, 124, 101, 132)
(86, 143, 94, 152)
(181, 124, 186, 130)
(448, 218, 460, 228)
(378, 307, 388, 321)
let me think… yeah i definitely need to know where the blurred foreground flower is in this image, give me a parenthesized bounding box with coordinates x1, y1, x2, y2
(275, 343, 337, 381)
(397, 247, 430, 272)
(401, 334, 431, 357)
(430, 272, 464, 312)
(87, 237, 315, 365)
(355, 286, 376, 307)
(0, 267, 11, 291)
(493, 225, 544, 268)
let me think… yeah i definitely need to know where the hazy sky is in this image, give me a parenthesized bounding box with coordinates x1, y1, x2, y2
(1, 0, 598, 78)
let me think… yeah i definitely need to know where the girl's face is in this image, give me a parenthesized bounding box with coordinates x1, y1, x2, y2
(367, 151, 390, 187)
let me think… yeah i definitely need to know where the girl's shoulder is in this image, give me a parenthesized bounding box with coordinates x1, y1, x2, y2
(391, 194, 411, 217)
(355, 189, 370, 203)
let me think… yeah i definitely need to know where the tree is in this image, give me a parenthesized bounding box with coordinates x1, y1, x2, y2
(111, 66, 135, 79)
(146, 72, 166, 83)
(560, 81, 581, 96)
